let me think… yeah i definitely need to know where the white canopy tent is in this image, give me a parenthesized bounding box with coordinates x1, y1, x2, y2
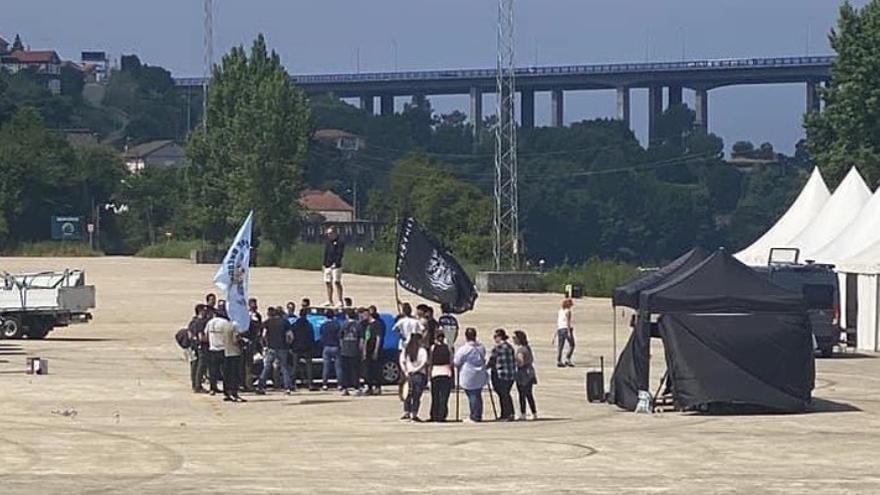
(786, 167, 871, 262)
(735, 167, 831, 267)
(811, 186, 880, 265)
(837, 243, 880, 352)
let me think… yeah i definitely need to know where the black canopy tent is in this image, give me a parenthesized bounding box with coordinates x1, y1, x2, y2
(612, 247, 709, 309)
(609, 249, 814, 412)
(609, 247, 709, 370)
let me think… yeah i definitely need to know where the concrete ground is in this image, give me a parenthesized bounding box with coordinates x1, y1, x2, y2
(0, 256, 878, 494)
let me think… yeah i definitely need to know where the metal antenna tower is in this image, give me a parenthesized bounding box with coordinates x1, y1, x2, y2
(494, 0, 520, 271)
(202, 0, 214, 129)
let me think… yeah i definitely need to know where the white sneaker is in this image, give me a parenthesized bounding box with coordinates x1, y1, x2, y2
(530, 412, 538, 421)
(516, 414, 525, 421)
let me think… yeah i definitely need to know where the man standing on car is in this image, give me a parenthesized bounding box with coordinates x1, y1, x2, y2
(323, 227, 345, 307)
(363, 307, 386, 395)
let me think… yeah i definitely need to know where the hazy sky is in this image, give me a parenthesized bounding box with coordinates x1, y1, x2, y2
(2, 0, 869, 152)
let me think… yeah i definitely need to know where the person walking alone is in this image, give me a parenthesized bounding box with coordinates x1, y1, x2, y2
(488, 329, 516, 421)
(553, 298, 576, 367)
(400, 333, 429, 422)
(454, 328, 488, 422)
(513, 330, 538, 420)
(429, 333, 453, 422)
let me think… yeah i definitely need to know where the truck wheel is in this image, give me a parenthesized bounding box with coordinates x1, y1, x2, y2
(2, 317, 24, 340)
(381, 360, 401, 385)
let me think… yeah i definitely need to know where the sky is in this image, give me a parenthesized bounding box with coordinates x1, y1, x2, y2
(2, 0, 870, 152)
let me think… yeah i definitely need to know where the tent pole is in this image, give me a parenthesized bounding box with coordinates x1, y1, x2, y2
(612, 305, 618, 369)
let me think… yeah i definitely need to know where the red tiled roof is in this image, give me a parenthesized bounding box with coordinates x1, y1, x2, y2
(299, 190, 353, 212)
(9, 50, 60, 64)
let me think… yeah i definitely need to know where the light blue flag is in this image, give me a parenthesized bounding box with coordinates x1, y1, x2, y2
(214, 211, 254, 333)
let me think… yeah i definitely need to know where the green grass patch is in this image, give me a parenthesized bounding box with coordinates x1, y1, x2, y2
(274, 243, 396, 277)
(1, 241, 104, 257)
(135, 240, 210, 259)
(541, 258, 639, 297)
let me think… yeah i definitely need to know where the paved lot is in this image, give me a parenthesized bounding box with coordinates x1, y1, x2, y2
(0, 257, 879, 494)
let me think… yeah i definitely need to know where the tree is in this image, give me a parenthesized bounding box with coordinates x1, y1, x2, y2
(185, 34, 311, 248)
(805, 1, 880, 186)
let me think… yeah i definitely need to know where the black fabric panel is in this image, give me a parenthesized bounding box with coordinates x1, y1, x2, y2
(640, 249, 806, 314)
(660, 313, 814, 412)
(612, 247, 709, 309)
(608, 315, 652, 410)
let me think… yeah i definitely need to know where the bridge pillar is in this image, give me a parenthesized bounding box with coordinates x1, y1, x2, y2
(520, 89, 535, 129)
(806, 82, 821, 114)
(694, 88, 709, 132)
(668, 85, 683, 107)
(360, 96, 374, 114)
(550, 89, 564, 127)
(470, 87, 483, 140)
(616, 87, 630, 127)
(648, 86, 663, 146)
(380, 95, 394, 116)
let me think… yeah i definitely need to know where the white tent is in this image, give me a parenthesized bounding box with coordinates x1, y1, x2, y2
(786, 167, 871, 262)
(837, 242, 880, 352)
(735, 168, 831, 266)
(811, 186, 880, 265)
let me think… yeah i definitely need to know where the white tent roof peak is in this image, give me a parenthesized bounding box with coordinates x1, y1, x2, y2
(811, 182, 880, 265)
(788, 166, 871, 261)
(735, 167, 831, 266)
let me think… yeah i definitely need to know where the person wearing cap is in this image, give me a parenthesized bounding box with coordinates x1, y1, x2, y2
(323, 227, 345, 307)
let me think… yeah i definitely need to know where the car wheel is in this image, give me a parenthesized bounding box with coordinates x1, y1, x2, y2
(2, 317, 24, 340)
(381, 359, 400, 385)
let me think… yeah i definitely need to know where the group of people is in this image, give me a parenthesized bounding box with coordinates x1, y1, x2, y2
(178, 283, 577, 424)
(179, 293, 392, 402)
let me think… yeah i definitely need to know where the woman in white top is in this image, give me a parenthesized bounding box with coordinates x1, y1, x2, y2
(399, 333, 429, 422)
(552, 298, 575, 367)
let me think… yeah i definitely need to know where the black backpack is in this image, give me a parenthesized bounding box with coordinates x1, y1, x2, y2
(174, 328, 191, 349)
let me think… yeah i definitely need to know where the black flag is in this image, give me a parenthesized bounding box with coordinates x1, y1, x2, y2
(395, 217, 478, 314)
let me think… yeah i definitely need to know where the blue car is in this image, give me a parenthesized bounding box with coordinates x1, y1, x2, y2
(287, 309, 402, 385)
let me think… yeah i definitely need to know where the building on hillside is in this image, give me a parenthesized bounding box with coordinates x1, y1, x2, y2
(0, 47, 63, 94)
(123, 140, 187, 172)
(314, 129, 365, 152)
(298, 189, 383, 245)
(81, 51, 109, 82)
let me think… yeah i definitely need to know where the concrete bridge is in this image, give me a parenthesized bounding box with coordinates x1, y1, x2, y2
(174, 55, 833, 143)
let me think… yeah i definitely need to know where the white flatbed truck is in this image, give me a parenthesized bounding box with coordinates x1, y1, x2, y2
(0, 270, 95, 339)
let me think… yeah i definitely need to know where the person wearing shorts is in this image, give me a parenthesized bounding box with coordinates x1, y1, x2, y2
(323, 227, 345, 307)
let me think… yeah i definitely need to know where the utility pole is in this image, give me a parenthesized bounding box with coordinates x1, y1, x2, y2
(494, 0, 520, 271)
(203, 0, 214, 129)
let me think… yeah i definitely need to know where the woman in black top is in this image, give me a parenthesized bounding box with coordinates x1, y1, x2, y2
(513, 330, 538, 420)
(429, 333, 454, 422)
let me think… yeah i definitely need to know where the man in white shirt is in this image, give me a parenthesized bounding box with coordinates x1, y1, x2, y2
(205, 313, 227, 395)
(393, 302, 424, 350)
(220, 317, 246, 403)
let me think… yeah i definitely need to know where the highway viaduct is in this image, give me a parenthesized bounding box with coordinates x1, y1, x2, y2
(174, 55, 833, 144)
